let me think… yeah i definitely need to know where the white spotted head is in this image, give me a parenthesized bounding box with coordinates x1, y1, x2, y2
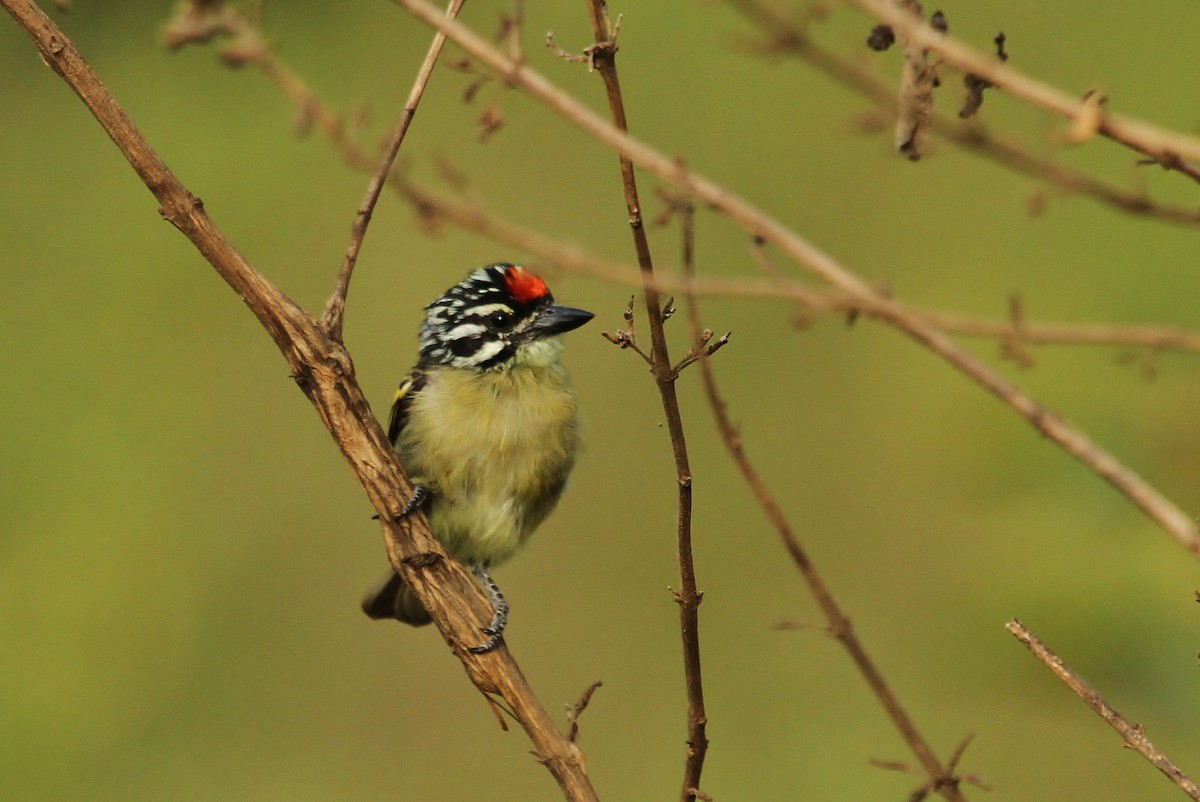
(418, 263, 593, 370)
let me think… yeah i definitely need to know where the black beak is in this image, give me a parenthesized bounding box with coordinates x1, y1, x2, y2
(530, 305, 594, 338)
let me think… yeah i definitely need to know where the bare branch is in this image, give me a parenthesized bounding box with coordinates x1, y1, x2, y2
(565, 680, 603, 744)
(1006, 619, 1200, 801)
(601, 295, 653, 364)
(394, 179, 1200, 560)
(576, 2, 710, 799)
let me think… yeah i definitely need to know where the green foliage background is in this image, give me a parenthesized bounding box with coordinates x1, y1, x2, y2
(2, 1, 1199, 799)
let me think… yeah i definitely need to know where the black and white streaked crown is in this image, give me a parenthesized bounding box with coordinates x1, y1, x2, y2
(419, 263, 556, 370)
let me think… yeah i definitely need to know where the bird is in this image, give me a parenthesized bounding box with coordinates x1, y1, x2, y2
(361, 263, 593, 653)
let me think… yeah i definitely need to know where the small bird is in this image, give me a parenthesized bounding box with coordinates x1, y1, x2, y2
(362, 263, 593, 653)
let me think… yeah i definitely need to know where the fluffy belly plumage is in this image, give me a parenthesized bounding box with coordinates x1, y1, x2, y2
(397, 362, 580, 565)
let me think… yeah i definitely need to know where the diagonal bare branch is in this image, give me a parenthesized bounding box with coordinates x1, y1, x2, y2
(1007, 619, 1200, 801)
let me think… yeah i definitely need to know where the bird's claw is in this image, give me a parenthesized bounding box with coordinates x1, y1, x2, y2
(466, 563, 510, 654)
(393, 485, 430, 521)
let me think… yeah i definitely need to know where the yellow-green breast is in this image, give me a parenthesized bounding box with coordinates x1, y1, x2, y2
(396, 344, 581, 564)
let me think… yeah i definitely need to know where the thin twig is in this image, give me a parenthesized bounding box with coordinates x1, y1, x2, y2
(566, 680, 603, 743)
(320, 0, 467, 339)
(392, 0, 1200, 557)
(574, 4, 710, 800)
(599, 295, 652, 362)
(919, 307, 1200, 353)
(1006, 619, 1200, 801)
(678, 228, 967, 802)
(1, 3, 598, 799)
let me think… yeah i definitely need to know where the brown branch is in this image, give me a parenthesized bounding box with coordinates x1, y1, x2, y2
(600, 294, 654, 364)
(846, 0, 1200, 180)
(1006, 619, 1200, 801)
(744, 237, 1200, 356)
(392, 0, 1200, 557)
(726, 0, 1200, 227)
(677, 231, 967, 802)
(565, 680, 603, 744)
(320, 0, 467, 339)
(575, 4, 709, 800)
(1, 3, 597, 799)
(922, 307, 1200, 353)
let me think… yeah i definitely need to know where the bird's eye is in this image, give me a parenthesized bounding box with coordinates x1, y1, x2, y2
(489, 311, 515, 331)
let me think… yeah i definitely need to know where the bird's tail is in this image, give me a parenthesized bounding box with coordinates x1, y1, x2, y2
(360, 569, 433, 626)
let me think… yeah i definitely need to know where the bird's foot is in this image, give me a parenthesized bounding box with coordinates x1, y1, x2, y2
(393, 485, 430, 521)
(467, 563, 509, 654)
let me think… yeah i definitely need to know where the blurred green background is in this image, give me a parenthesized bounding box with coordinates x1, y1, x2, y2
(2, 1, 1199, 799)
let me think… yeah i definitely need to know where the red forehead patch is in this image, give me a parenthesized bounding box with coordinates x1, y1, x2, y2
(503, 265, 550, 304)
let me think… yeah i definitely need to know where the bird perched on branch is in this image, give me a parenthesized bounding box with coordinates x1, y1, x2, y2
(362, 263, 593, 653)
